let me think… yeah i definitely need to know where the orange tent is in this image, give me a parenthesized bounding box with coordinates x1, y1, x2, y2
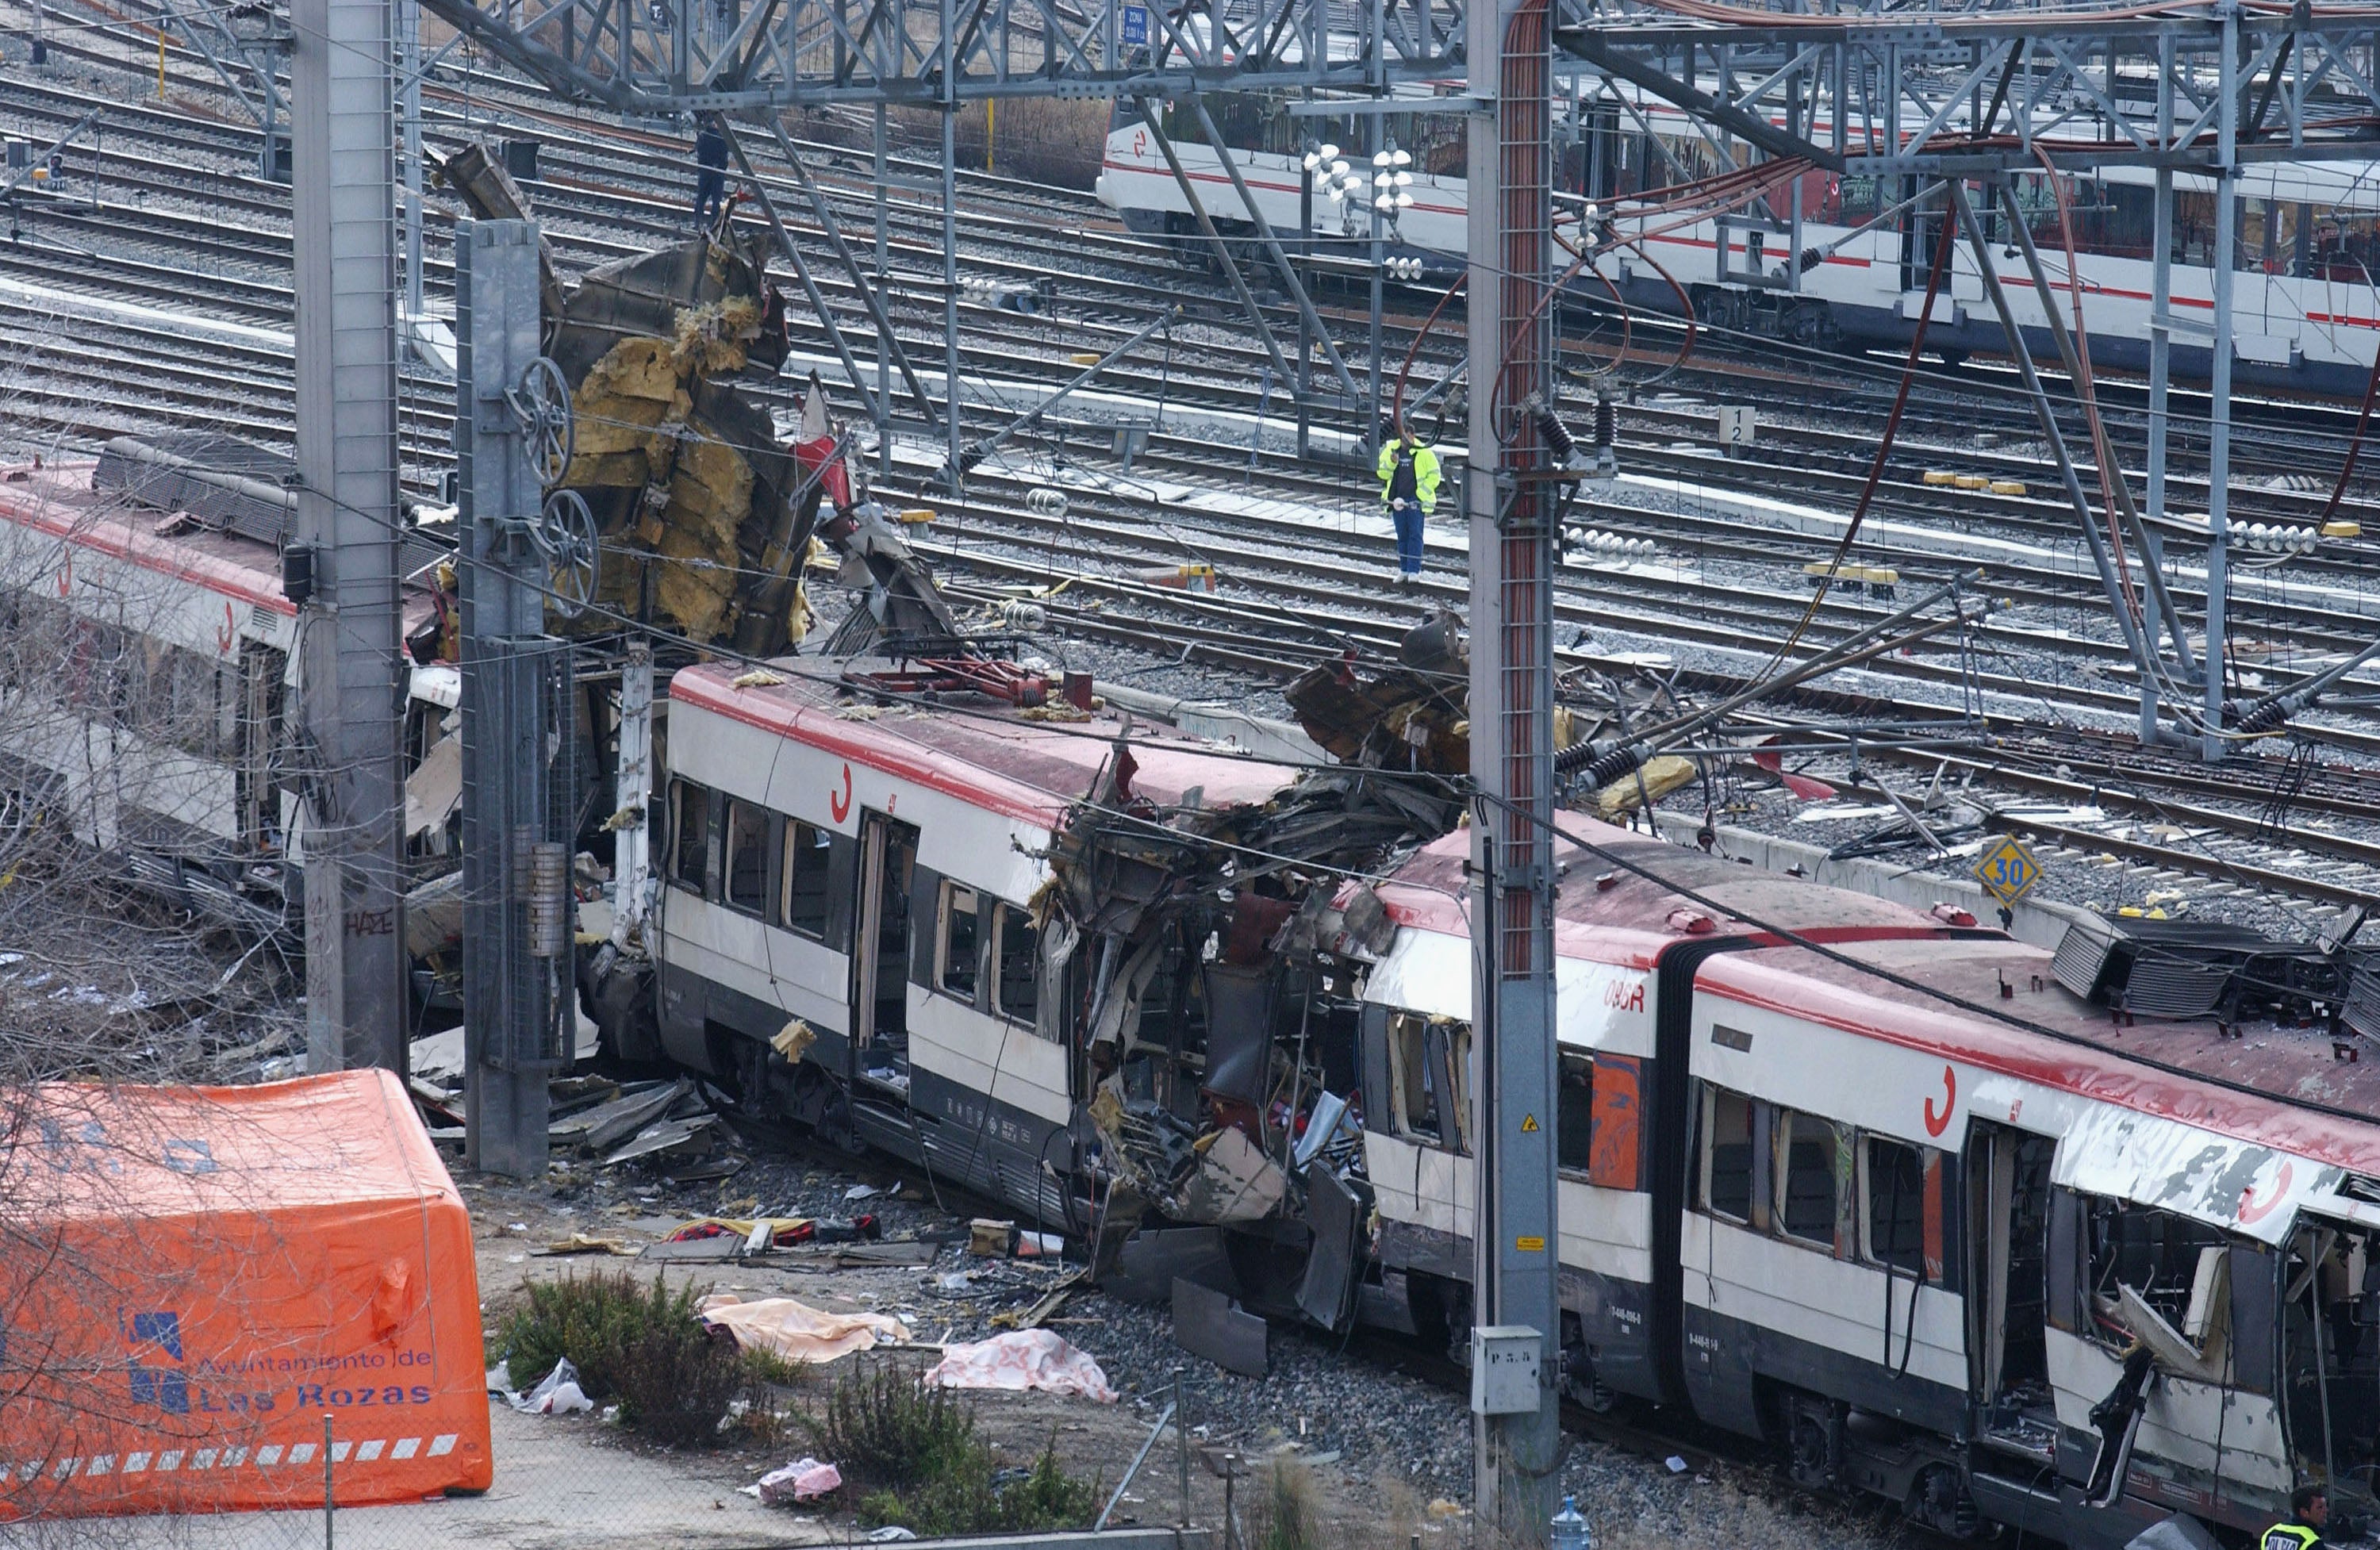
(0, 1069, 493, 1519)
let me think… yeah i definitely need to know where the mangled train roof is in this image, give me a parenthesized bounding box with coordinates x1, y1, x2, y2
(1372, 806, 2380, 1168)
(669, 660, 1308, 826)
(1372, 812, 1950, 966)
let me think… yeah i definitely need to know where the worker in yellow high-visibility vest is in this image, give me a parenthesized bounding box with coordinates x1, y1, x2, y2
(1375, 418, 1441, 585)
(2263, 1484, 2332, 1550)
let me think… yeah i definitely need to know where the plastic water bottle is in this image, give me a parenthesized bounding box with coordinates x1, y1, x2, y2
(1550, 1494, 1593, 1550)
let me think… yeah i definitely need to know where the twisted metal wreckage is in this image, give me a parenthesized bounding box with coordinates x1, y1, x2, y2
(437, 148, 1491, 1332)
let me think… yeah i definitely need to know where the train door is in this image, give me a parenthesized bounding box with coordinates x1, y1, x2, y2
(850, 811, 918, 1092)
(236, 643, 285, 854)
(2282, 1216, 2380, 1495)
(1900, 180, 1983, 318)
(1966, 1120, 2057, 1459)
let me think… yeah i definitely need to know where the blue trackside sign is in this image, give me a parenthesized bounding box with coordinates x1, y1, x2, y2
(1122, 4, 1148, 44)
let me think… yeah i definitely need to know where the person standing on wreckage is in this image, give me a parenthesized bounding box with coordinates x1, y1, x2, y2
(1375, 416, 1441, 585)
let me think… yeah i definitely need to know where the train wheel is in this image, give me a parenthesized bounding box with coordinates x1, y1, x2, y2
(1558, 1318, 1614, 1411)
(1693, 288, 1739, 334)
(1785, 1396, 1844, 1488)
(1786, 302, 1841, 353)
(1164, 214, 1216, 274)
(1906, 1464, 1981, 1538)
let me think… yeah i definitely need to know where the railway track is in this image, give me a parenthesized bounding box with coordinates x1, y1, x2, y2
(11, 0, 2380, 930)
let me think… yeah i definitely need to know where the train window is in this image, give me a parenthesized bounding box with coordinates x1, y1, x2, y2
(1864, 1135, 1927, 1275)
(1388, 1011, 1443, 1145)
(724, 800, 769, 913)
(1557, 1052, 1594, 1175)
(1443, 1022, 1474, 1155)
(670, 780, 711, 892)
(72, 622, 132, 723)
(780, 819, 831, 938)
(2085, 1198, 2233, 1339)
(1701, 1088, 1754, 1222)
(995, 903, 1038, 1026)
(939, 882, 981, 1002)
(1779, 1112, 1842, 1249)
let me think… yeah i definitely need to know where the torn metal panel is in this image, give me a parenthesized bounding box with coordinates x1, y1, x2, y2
(1293, 1165, 1364, 1331)
(1284, 611, 1472, 776)
(1200, 964, 1276, 1107)
(405, 731, 462, 838)
(1107, 1226, 1242, 1305)
(435, 143, 567, 320)
(2050, 1103, 2332, 1247)
(1177, 1126, 1288, 1224)
(1173, 1276, 1267, 1376)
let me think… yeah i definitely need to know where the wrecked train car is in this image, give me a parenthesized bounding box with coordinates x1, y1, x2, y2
(440, 143, 961, 660)
(592, 658, 1450, 1329)
(1343, 813, 2380, 1548)
(0, 448, 455, 938)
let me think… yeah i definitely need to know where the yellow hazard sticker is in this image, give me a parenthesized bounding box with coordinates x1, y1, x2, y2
(1520, 1115, 1540, 1133)
(1516, 1236, 1546, 1252)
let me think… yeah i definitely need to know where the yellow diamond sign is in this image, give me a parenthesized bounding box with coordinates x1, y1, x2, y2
(1972, 834, 2041, 908)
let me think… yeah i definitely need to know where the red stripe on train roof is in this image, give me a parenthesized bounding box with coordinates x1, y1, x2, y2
(670, 672, 1072, 829)
(0, 465, 298, 616)
(1702, 949, 2380, 1172)
(669, 664, 1300, 831)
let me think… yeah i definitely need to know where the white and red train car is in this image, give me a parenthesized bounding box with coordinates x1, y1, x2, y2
(1100, 86, 2380, 395)
(1357, 817, 2380, 1547)
(0, 457, 449, 931)
(638, 660, 1305, 1223)
(628, 650, 2380, 1546)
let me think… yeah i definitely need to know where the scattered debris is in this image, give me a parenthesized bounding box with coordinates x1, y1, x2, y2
(536, 1233, 640, 1257)
(923, 1329, 1119, 1402)
(992, 1269, 1084, 1331)
(1172, 1277, 1266, 1377)
(753, 1457, 843, 1506)
(509, 1357, 596, 1415)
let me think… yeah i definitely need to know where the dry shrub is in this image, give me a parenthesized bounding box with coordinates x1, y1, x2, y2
(808, 1361, 1101, 1534)
(958, 97, 1114, 187)
(776, 95, 1112, 189)
(613, 1321, 746, 1448)
(1249, 1455, 1323, 1550)
(497, 1268, 746, 1447)
(808, 1356, 980, 1491)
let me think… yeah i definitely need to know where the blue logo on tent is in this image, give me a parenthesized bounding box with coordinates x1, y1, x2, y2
(129, 1310, 189, 1414)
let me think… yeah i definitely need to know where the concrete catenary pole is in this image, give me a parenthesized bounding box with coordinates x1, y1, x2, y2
(1466, 0, 1562, 1534)
(291, 0, 409, 1076)
(455, 219, 570, 1178)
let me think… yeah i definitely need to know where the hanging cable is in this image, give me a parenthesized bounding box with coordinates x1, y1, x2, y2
(1754, 194, 1960, 678)
(2034, 148, 2140, 609)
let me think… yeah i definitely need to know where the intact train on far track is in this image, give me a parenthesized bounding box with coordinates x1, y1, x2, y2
(1098, 82, 2380, 396)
